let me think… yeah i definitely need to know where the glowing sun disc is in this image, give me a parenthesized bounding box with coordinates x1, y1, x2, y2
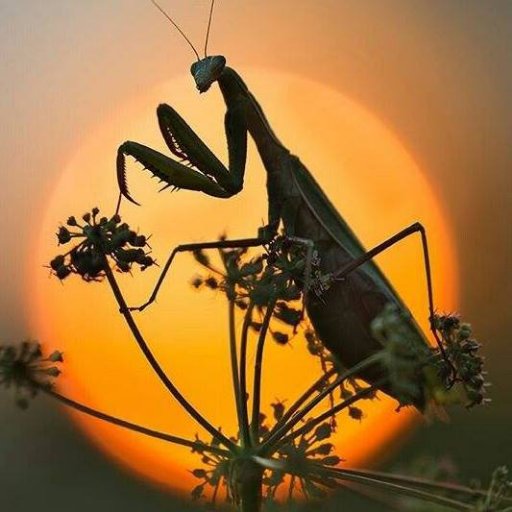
(29, 69, 457, 496)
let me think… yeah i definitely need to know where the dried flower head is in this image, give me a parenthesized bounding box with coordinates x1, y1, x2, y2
(371, 304, 431, 407)
(192, 236, 306, 345)
(0, 341, 63, 409)
(50, 207, 155, 282)
(189, 400, 342, 505)
(372, 305, 490, 410)
(432, 314, 490, 408)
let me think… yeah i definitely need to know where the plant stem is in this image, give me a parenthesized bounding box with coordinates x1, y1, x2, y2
(228, 298, 249, 448)
(103, 259, 237, 452)
(250, 299, 277, 443)
(269, 384, 379, 454)
(260, 355, 381, 453)
(339, 468, 498, 502)
(239, 302, 255, 447)
(313, 465, 474, 511)
(263, 367, 336, 444)
(254, 457, 474, 511)
(232, 458, 265, 512)
(41, 386, 229, 456)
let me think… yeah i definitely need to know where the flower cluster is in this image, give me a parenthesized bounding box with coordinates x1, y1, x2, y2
(372, 304, 490, 410)
(432, 314, 490, 408)
(0, 341, 63, 409)
(189, 400, 341, 504)
(191, 236, 306, 341)
(189, 432, 232, 503)
(50, 207, 155, 282)
(371, 304, 431, 407)
(262, 410, 341, 501)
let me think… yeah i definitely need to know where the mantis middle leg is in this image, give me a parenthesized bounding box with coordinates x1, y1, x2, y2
(130, 236, 265, 312)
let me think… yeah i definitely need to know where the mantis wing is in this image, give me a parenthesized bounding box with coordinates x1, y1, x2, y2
(291, 161, 409, 312)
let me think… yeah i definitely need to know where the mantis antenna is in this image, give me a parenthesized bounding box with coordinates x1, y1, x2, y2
(150, 0, 200, 61)
(204, 0, 216, 57)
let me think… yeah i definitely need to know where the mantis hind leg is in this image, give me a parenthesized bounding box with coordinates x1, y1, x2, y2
(328, 222, 452, 370)
(130, 236, 265, 312)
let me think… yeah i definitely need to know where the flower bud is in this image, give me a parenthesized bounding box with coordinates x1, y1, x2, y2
(271, 401, 286, 421)
(348, 406, 363, 421)
(44, 367, 61, 377)
(57, 227, 71, 244)
(56, 266, 71, 280)
(48, 350, 64, 363)
(314, 423, 332, 440)
(50, 255, 65, 270)
(205, 277, 218, 290)
(132, 235, 147, 247)
(191, 277, 203, 289)
(272, 332, 289, 345)
(321, 456, 341, 466)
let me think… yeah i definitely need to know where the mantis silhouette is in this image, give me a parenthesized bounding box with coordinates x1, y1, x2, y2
(117, 0, 454, 411)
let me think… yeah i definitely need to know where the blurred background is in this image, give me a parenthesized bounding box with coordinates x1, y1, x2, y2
(0, 0, 510, 510)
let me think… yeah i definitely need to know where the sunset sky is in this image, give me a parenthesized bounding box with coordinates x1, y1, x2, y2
(1, 1, 511, 511)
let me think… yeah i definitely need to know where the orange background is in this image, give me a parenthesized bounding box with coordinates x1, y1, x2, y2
(0, 1, 511, 510)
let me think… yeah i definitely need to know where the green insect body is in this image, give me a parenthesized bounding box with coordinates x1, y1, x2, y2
(117, 10, 455, 411)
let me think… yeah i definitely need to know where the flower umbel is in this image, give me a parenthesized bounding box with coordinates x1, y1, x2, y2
(371, 304, 431, 407)
(0, 341, 63, 409)
(50, 207, 155, 282)
(432, 314, 490, 408)
(372, 304, 490, 409)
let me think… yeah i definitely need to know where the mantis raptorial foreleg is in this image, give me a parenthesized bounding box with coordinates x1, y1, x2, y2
(117, 102, 248, 205)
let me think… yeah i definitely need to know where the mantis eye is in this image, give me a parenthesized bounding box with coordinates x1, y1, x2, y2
(190, 61, 199, 77)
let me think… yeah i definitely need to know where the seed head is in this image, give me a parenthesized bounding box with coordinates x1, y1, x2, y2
(0, 341, 63, 409)
(49, 208, 155, 282)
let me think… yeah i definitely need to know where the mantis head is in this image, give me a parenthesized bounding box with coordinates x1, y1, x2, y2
(151, 0, 222, 93)
(191, 56, 226, 93)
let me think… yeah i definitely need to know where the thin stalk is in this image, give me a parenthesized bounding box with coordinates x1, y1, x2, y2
(260, 355, 381, 452)
(339, 481, 406, 512)
(270, 384, 380, 453)
(264, 367, 336, 443)
(103, 259, 237, 452)
(228, 298, 249, 447)
(41, 386, 229, 456)
(239, 302, 256, 447)
(339, 467, 502, 502)
(250, 299, 277, 443)
(313, 465, 474, 511)
(254, 457, 473, 511)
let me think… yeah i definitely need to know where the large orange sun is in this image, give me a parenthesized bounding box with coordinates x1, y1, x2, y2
(29, 69, 457, 496)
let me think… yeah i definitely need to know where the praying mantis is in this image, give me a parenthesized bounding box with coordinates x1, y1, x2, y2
(116, 0, 455, 411)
